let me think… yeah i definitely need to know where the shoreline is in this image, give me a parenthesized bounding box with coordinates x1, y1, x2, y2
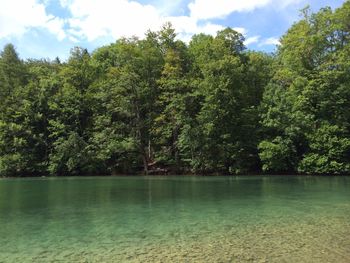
(1, 173, 350, 179)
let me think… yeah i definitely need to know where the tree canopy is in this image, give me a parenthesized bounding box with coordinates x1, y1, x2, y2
(0, 2, 349, 176)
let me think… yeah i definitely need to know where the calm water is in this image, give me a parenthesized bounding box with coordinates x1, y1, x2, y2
(0, 176, 349, 262)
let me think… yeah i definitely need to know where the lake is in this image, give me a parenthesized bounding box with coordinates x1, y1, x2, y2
(0, 176, 349, 262)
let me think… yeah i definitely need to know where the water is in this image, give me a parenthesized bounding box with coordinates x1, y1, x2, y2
(0, 176, 349, 262)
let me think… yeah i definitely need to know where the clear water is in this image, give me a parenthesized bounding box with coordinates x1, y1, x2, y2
(0, 176, 349, 262)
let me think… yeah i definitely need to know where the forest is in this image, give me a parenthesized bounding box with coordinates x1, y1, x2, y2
(0, 2, 349, 176)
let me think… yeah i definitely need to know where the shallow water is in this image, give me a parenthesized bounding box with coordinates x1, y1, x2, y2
(0, 176, 349, 262)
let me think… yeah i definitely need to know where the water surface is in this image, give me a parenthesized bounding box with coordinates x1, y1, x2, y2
(0, 176, 349, 262)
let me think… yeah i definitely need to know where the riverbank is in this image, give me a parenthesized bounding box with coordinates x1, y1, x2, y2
(1, 172, 350, 178)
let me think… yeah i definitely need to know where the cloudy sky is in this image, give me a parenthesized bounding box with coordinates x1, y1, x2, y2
(0, 0, 345, 60)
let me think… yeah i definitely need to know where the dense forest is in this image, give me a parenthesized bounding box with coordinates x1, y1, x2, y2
(0, 3, 349, 176)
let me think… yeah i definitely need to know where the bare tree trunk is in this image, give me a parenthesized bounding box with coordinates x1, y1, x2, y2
(148, 138, 152, 161)
(142, 152, 149, 175)
(173, 125, 180, 173)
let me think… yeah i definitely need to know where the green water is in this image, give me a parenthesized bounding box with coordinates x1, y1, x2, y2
(0, 176, 349, 262)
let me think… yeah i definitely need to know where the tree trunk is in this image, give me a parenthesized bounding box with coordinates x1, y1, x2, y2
(142, 153, 149, 175)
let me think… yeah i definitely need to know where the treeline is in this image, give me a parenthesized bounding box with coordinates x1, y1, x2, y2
(0, 3, 349, 176)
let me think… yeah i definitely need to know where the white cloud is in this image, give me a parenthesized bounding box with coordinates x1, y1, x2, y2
(0, 0, 298, 49)
(62, 0, 231, 42)
(188, 0, 304, 20)
(46, 17, 66, 41)
(67, 0, 162, 41)
(0, 0, 66, 39)
(59, 0, 301, 44)
(174, 20, 225, 43)
(233, 27, 247, 35)
(68, 35, 79, 43)
(244, 35, 260, 46)
(260, 37, 281, 46)
(188, 0, 272, 20)
(59, 0, 70, 8)
(168, 16, 225, 36)
(155, 0, 187, 16)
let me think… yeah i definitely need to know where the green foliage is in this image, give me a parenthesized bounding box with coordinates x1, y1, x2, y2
(47, 47, 97, 175)
(181, 28, 270, 174)
(259, 1, 350, 174)
(0, 1, 350, 176)
(298, 124, 350, 174)
(259, 137, 297, 173)
(48, 132, 90, 175)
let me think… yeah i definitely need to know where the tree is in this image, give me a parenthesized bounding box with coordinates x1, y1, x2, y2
(183, 28, 254, 174)
(259, 2, 350, 174)
(0, 2, 349, 176)
(0, 44, 29, 175)
(151, 25, 192, 172)
(48, 47, 96, 175)
(91, 35, 164, 174)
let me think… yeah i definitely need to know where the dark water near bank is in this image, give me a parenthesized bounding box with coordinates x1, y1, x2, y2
(0, 176, 349, 262)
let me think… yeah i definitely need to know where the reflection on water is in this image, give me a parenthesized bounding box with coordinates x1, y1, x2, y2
(0, 176, 349, 262)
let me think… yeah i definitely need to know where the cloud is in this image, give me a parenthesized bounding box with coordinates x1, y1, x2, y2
(66, 0, 162, 41)
(60, 0, 302, 44)
(172, 18, 226, 43)
(233, 27, 247, 35)
(46, 17, 66, 41)
(260, 37, 281, 46)
(188, 0, 304, 20)
(0, 0, 298, 52)
(0, 0, 66, 39)
(62, 0, 232, 42)
(189, 0, 272, 20)
(59, 0, 70, 8)
(244, 35, 260, 46)
(169, 16, 226, 36)
(68, 35, 79, 43)
(154, 0, 187, 16)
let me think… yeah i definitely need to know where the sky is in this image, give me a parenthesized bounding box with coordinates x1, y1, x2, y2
(0, 0, 346, 60)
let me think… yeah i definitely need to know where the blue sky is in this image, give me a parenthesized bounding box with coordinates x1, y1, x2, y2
(0, 0, 346, 60)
